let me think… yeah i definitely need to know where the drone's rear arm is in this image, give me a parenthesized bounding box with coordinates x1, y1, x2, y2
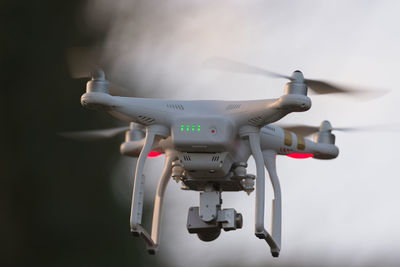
(260, 125, 339, 160)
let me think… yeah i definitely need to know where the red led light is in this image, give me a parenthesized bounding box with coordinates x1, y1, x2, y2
(148, 151, 162, 158)
(286, 153, 314, 159)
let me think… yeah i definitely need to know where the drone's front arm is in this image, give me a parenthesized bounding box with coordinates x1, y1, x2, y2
(81, 92, 175, 126)
(230, 94, 311, 130)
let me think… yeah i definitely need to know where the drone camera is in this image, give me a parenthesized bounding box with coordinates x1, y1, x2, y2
(187, 206, 243, 242)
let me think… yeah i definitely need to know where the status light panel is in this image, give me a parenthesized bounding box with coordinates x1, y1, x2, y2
(172, 118, 234, 152)
(181, 124, 200, 132)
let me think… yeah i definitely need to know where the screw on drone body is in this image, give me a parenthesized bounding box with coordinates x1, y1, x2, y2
(181, 184, 189, 190)
(233, 162, 248, 178)
(241, 174, 255, 195)
(235, 213, 243, 229)
(172, 160, 184, 183)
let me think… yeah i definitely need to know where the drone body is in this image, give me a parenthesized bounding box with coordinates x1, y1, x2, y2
(70, 68, 342, 257)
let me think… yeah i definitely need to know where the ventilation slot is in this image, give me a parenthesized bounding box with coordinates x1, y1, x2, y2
(225, 104, 241, 110)
(137, 115, 155, 125)
(211, 155, 220, 162)
(183, 155, 191, 161)
(166, 103, 184, 110)
(248, 116, 264, 126)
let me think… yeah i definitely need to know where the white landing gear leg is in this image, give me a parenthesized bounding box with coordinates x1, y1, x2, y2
(130, 125, 169, 254)
(148, 149, 177, 254)
(240, 126, 281, 257)
(262, 149, 282, 257)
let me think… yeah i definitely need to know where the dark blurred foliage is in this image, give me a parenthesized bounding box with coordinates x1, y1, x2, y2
(0, 1, 163, 266)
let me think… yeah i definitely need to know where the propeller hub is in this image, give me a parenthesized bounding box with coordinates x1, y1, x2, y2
(86, 68, 110, 94)
(290, 70, 304, 83)
(320, 120, 333, 132)
(90, 68, 105, 80)
(284, 70, 307, 96)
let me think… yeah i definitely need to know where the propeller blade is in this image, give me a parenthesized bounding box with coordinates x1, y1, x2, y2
(304, 79, 349, 95)
(67, 47, 102, 79)
(304, 79, 389, 99)
(203, 57, 290, 79)
(67, 47, 134, 97)
(58, 126, 130, 141)
(204, 57, 388, 99)
(281, 123, 400, 136)
(333, 124, 400, 132)
(332, 127, 359, 132)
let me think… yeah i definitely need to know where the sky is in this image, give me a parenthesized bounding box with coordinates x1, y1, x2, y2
(84, 1, 400, 266)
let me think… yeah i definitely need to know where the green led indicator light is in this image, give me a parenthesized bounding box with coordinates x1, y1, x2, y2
(180, 123, 200, 132)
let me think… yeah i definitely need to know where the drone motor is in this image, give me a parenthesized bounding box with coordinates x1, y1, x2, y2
(313, 120, 336, 145)
(86, 68, 109, 94)
(284, 70, 308, 96)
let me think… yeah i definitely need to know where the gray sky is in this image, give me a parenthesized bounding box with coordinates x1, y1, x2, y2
(87, 1, 400, 266)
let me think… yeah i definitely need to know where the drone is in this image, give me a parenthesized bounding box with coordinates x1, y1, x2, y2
(62, 57, 383, 257)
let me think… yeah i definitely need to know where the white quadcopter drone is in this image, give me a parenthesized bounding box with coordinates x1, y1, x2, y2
(62, 57, 382, 257)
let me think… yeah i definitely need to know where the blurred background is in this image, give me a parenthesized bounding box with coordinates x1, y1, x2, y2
(2, 0, 400, 266)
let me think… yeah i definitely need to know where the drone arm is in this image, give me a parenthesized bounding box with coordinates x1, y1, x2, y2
(149, 149, 177, 253)
(240, 126, 280, 257)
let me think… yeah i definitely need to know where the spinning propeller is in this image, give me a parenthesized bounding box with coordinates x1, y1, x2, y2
(67, 47, 133, 97)
(280, 120, 398, 137)
(58, 123, 162, 158)
(58, 122, 144, 141)
(204, 57, 388, 99)
(58, 126, 130, 141)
